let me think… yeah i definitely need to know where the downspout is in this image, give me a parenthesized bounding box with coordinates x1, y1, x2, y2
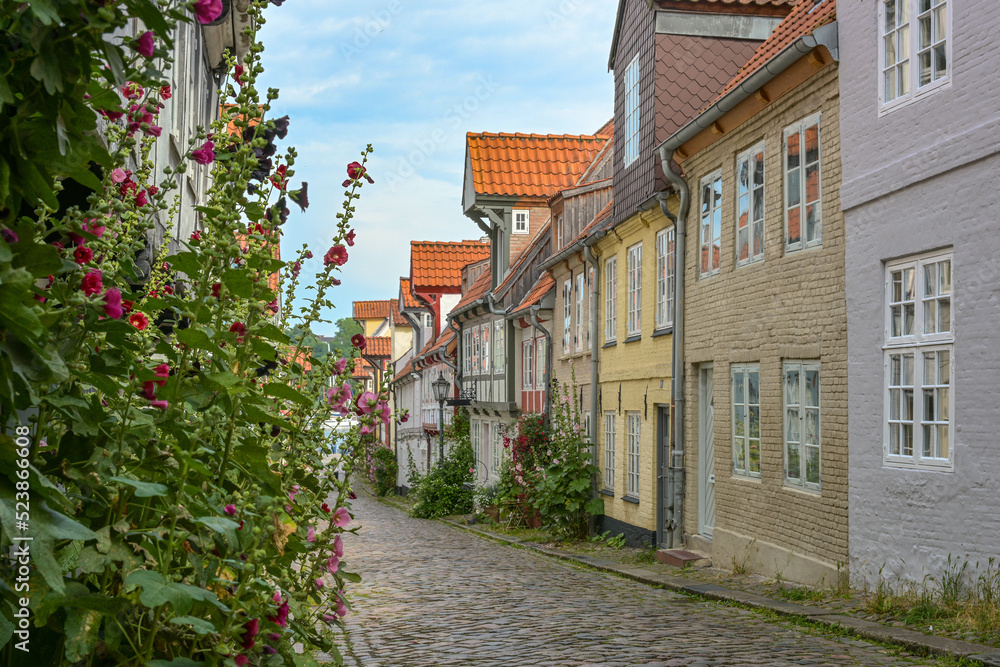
(528, 305, 552, 423)
(583, 243, 602, 538)
(447, 316, 463, 391)
(658, 149, 689, 550)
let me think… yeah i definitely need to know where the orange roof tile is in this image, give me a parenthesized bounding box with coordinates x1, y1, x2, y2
(426, 328, 456, 356)
(510, 274, 555, 317)
(363, 336, 392, 358)
(661, 0, 796, 5)
(410, 240, 490, 293)
(399, 278, 421, 310)
(395, 358, 415, 378)
(593, 117, 614, 139)
(467, 132, 609, 198)
(352, 358, 373, 379)
(452, 266, 494, 315)
(389, 299, 409, 327)
(353, 300, 392, 320)
(712, 0, 836, 104)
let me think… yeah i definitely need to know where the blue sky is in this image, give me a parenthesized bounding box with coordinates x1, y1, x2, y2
(257, 0, 617, 335)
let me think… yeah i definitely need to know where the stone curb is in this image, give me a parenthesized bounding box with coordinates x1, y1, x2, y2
(423, 512, 1000, 667)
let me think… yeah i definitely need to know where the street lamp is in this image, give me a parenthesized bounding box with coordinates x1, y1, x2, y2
(431, 375, 450, 466)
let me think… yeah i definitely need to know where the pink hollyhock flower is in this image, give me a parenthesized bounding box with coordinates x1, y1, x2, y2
(145, 124, 162, 137)
(149, 400, 169, 410)
(332, 507, 351, 528)
(268, 599, 290, 628)
(335, 592, 348, 617)
(81, 271, 103, 296)
(307, 526, 316, 543)
(343, 161, 374, 187)
(128, 312, 149, 331)
(272, 591, 282, 604)
(345, 229, 356, 247)
(241, 618, 259, 650)
(360, 423, 374, 435)
(229, 322, 247, 343)
(191, 140, 215, 165)
(122, 82, 143, 100)
(193, 0, 224, 23)
(323, 245, 348, 267)
(351, 334, 366, 350)
(153, 363, 170, 381)
(74, 246, 93, 265)
(133, 31, 155, 58)
(326, 554, 339, 574)
(82, 222, 105, 239)
(224, 504, 237, 517)
(160, 85, 172, 99)
(333, 534, 344, 558)
(321, 614, 337, 624)
(267, 299, 279, 314)
(356, 391, 376, 415)
(327, 382, 352, 412)
(291, 261, 301, 279)
(288, 484, 300, 503)
(190, 230, 201, 242)
(378, 401, 391, 426)
(234, 656, 248, 667)
(1, 229, 16, 244)
(103, 288, 123, 319)
(314, 579, 324, 590)
(334, 357, 347, 375)
(110, 168, 127, 184)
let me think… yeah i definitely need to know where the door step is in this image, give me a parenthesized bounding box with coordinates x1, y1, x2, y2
(656, 549, 712, 569)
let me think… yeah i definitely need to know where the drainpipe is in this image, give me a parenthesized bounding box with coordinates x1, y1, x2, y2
(657, 149, 689, 550)
(528, 305, 552, 423)
(447, 316, 463, 391)
(583, 243, 602, 538)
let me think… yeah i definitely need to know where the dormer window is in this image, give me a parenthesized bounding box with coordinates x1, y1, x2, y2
(513, 209, 529, 235)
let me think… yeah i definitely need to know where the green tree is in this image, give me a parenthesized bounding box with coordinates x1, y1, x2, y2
(326, 316, 363, 356)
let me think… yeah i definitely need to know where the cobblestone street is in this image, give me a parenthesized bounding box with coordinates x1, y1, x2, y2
(334, 494, 941, 667)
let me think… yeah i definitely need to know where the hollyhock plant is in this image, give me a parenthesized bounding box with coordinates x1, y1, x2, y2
(345, 229, 356, 247)
(81, 271, 103, 296)
(103, 288, 123, 319)
(332, 507, 351, 527)
(128, 312, 149, 331)
(193, 0, 224, 23)
(343, 161, 374, 186)
(323, 245, 348, 267)
(234, 64, 245, 86)
(325, 554, 339, 574)
(133, 31, 155, 58)
(241, 618, 259, 650)
(74, 246, 93, 265)
(289, 183, 309, 211)
(110, 168, 127, 183)
(378, 401, 391, 425)
(333, 534, 344, 558)
(191, 140, 216, 164)
(333, 357, 347, 375)
(350, 333, 366, 350)
(307, 526, 316, 543)
(229, 322, 247, 343)
(160, 84, 172, 99)
(356, 391, 377, 415)
(224, 504, 237, 517)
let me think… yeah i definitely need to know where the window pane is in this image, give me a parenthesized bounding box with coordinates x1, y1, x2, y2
(738, 160, 749, 193)
(890, 354, 901, 385)
(785, 367, 799, 402)
(749, 406, 760, 439)
(749, 439, 760, 473)
(748, 371, 759, 405)
(787, 442, 800, 479)
(734, 405, 745, 437)
(805, 125, 820, 165)
(923, 388, 935, 422)
(753, 219, 764, 257)
(938, 350, 950, 384)
(900, 59, 910, 96)
(889, 423, 900, 455)
(787, 408, 800, 442)
(934, 6, 947, 42)
(805, 410, 818, 444)
(787, 132, 800, 170)
(885, 68, 897, 101)
(885, 0, 896, 31)
(806, 204, 820, 243)
(902, 423, 913, 456)
(754, 152, 764, 186)
(938, 387, 949, 420)
(787, 207, 801, 245)
(903, 388, 913, 420)
(738, 227, 749, 262)
(923, 352, 936, 384)
(805, 164, 820, 203)
(902, 354, 914, 386)
(753, 188, 764, 222)
(889, 388, 900, 420)
(919, 51, 932, 86)
(805, 445, 820, 484)
(903, 303, 915, 335)
(919, 14, 932, 49)
(734, 371, 745, 404)
(937, 424, 949, 458)
(787, 169, 801, 207)
(805, 370, 820, 407)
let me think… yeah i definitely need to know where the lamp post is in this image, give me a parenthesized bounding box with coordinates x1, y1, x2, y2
(431, 375, 450, 466)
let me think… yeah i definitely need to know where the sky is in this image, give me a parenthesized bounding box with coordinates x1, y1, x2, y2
(256, 0, 618, 335)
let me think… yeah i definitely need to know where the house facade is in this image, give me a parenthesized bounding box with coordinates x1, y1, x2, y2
(839, 0, 1000, 585)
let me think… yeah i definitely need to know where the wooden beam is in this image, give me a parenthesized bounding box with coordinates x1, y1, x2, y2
(755, 88, 771, 105)
(711, 121, 725, 136)
(807, 48, 825, 68)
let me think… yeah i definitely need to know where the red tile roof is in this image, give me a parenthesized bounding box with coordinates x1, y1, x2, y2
(352, 358, 373, 379)
(711, 0, 836, 104)
(410, 240, 490, 293)
(363, 337, 392, 358)
(661, 0, 796, 5)
(389, 299, 409, 327)
(399, 278, 421, 310)
(510, 273, 555, 317)
(353, 300, 392, 320)
(395, 358, 415, 379)
(594, 117, 614, 139)
(452, 266, 494, 314)
(467, 132, 610, 198)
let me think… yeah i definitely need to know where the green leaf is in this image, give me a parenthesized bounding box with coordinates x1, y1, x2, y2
(109, 476, 168, 498)
(101, 42, 126, 86)
(125, 570, 222, 616)
(29, 49, 63, 94)
(245, 201, 264, 222)
(203, 370, 240, 390)
(194, 516, 239, 533)
(221, 269, 255, 299)
(63, 609, 102, 662)
(17, 158, 58, 209)
(168, 616, 216, 636)
(0, 612, 13, 650)
(257, 323, 291, 344)
(28, 0, 60, 24)
(292, 654, 321, 667)
(263, 382, 312, 408)
(339, 570, 361, 584)
(176, 328, 223, 355)
(166, 251, 202, 277)
(77, 546, 110, 574)
(146, 659, 204, 667)
(241, 402, 281, 425)
(128, 0, 172, 35)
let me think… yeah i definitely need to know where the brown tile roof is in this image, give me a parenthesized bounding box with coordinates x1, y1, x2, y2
(452, 266, 494, 314)
(352, 358, 373, 379)
(395, 358, 414, 378)
(399, 278, 421, 310)
(353, 300, 392, 320)
(363, 337, 392, 358)
(711, 0, 836, 104)
(410, 240, 490, 293)
(510, 273, 555, 317)
(389, 299, 409, 327)
(467, 132, 609, 198)
(495, 220, 552, 296)
(594, 117, 615, 138)
(660, 0, 796, 5)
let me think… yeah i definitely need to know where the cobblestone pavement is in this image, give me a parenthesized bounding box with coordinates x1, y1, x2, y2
(334, 494, 941, 667)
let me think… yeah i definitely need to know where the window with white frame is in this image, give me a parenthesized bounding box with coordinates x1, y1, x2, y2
(879, 0, 950, 110)
(472, 419, 481, 469)
(655, 227, 675, 329)
(784, 361, 821, 490)
(732, 364, 761, 478)
(556, 214, 564, 249)
(884, 251, 953, 469)
(513, 209, 529, 235)
(522, 340, 533, 390)
(623, 54, 641, 167)
(627, 242, 642, 337)
(494, 320, 505, 374)
(535, 337, 547, 390)
(604, 411, 616, 491)
(784, 114, 822, 251)
(587, 266, 594, 349)
(463, 329, 472, 376)
(605, 256, 617, 342)
(563, 279, 572, 354)
(472, 326, 481, 375)
(482, 422, 491, 476)
(736, 142, 765, 266)
(576, 273, 585, 351)
(626, 411, 640, 498)
(492, 423, 502, 473)
(481, 323, 491, 375)
(700, 171, 722, 277)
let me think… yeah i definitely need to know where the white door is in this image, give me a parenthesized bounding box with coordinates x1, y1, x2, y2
(698, 366, 716, 537)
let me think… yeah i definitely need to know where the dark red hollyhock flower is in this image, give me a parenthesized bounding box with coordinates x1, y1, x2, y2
(241, 618, 259, 650)
(234, 64, 246, 87)
(332, 278, 342, 286)
(211, 283, 222, 299)
(122, 82, 144, 100)
(229, 322, 247, 344)
(129, 312, 149, 331)
(270, 164, 287, 189)
(345, 229, 356, 247)
(160, 85, 172, 100)
(190, 230, 202, 242)
(324, 245, 348, 267)
(343, 161, 374, 187)
(74, 246, 93, 265)
(270, 425, 281, 437)
(289, 183, 308, 211)
(191, 140, 215, 165)
(272, 115, 290, 139)
(122, 299, 134, 313)
(98, 108, 125, 121)
(81, 271, 103, 296)
(133, 31, 155, 58)
(350, 334, 366, 350)
(348, 490, 358, 500)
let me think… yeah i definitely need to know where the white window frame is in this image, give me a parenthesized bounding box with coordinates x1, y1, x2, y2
(626, 242, 642, 337)
(493, 320, 505, 374)
(535, 337, 546, 390)
(625, 411, 640, 498)
(655, 227, 675, 330)
(783, 113, 822, 252)
(883, 250, 954, 471)
(604, 411, 616, 492)
(623, 53, 641, 167)
(878, 0, 951, 114)
(605, 256, 617, 342)
(732, 364, 762, 479)
(472, 326, 481, 375)
(482, 421, 491, 476)
(575, 273, 585, 351)
(735, 142, 766, 267)
(492, 422, 502, 473)
(563, 279, 573, 355)
(699, 171, 723, 278)
(587, 266, 594, 350)
(463, 329, 472, 377)
(472, 419, 481, 469)
(513, 209, 529, 235)
(480, 323, 491, 375)
(522, 339, 533, 390)
(784, 361, 821, 491)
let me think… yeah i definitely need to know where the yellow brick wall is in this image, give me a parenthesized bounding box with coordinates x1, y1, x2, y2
(592, 205, 675, 532)
(679, 65, 847, 579)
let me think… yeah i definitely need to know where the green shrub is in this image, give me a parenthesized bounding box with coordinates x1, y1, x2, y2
(371, 446, 398, 496)
(409, 410, 475, 518)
